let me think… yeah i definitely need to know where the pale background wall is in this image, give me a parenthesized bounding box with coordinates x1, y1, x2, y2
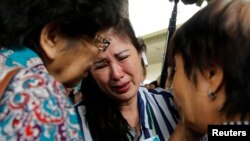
(128, 0, 207, 84)
(129, 0, 207, 36)
(144, 63, 162, 84)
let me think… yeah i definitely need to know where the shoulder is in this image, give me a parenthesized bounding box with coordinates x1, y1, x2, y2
(7, 67, 67, 98)
(138, 86, 176, 114)
(139, 86, 174, 100)
(138, 87, 179, 139)
(0, 67, 84, 140)
(138, 86, 179, 120)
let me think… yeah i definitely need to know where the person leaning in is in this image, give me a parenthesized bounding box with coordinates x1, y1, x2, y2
(169, 0, 250, 140)
(0, 0, 122, 140)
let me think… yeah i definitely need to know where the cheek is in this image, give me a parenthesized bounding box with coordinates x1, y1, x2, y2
(129, 59, 144, 80)
(173, 74, 199, 124)
(125, 64, 144, 85)
(172, 72, 190, 116)
(172, 74, 182, 102)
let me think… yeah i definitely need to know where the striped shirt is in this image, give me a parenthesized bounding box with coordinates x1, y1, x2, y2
(75, 86, 179, 141)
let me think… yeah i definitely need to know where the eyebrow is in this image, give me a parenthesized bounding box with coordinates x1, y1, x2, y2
(93, 49, 130, 64)
(93, 58, 107, 64)
(114, 49, 129, 58)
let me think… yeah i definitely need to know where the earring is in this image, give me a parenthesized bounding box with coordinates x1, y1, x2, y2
(208, 90, 216, 100)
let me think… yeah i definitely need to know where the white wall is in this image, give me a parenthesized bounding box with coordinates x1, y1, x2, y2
(129, 0, 207, 36)
(129, 0, 207, 85)
(144, 63, 162, 84)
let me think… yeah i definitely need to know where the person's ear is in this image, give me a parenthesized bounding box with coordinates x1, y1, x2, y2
(204, 66, 224, 94)
(40, 22, 60, 60)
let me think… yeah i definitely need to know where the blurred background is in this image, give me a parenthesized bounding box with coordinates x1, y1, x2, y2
(126, 0, 207, 85)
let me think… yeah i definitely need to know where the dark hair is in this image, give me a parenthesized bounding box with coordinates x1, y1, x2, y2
(81, 18, 146, 141)
(108, 17, 147, 76)
(108, 18, 146, 57)
(171, 0, 250, 119)
(149, 80, 159, 88)
(0, 0, 121, 49)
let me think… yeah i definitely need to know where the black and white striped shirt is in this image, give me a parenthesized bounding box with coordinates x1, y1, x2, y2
(75, 87, 179, 141)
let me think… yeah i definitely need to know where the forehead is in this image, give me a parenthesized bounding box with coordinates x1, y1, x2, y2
(102, 34, 132, 52)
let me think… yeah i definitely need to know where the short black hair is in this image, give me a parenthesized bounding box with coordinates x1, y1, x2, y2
(0, 0, 122, 48)
(171, 0, 250, 119)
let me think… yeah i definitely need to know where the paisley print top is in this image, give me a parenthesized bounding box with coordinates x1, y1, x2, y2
(0, 46, 84, 140)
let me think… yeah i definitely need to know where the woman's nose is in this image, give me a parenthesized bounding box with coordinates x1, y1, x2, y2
(110, 63, 124, 80)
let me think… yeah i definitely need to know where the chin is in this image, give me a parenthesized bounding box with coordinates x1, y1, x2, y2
(182, 115, 207, 135)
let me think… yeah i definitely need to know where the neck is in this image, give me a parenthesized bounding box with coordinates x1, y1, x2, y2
(119, 95, 139, 128)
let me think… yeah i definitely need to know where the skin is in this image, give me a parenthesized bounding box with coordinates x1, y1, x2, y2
(90, 33, 144, 127)
(90, 34, 144, 103)
(40, 23, 100, 88)
(46, 39, 98, 88)
(172, 54, 226, 135)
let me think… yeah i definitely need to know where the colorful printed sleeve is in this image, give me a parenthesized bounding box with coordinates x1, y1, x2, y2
(0, 68, 84, 140)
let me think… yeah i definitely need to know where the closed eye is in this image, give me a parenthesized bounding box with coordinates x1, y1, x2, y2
(114, 49, 130, 62)
(117, 55, 129, 61)
(94, 63, 108, 69)
(92, 59, 109, 70)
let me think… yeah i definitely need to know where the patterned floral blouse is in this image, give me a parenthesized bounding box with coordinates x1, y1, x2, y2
(0, 46, 84, 140)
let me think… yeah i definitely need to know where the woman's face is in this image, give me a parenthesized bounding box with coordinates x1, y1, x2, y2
(172, 54, 218, 133)
(90, 34, 144, 102)
(40, 24, 110, 88)
(47, 38, 101, 88)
